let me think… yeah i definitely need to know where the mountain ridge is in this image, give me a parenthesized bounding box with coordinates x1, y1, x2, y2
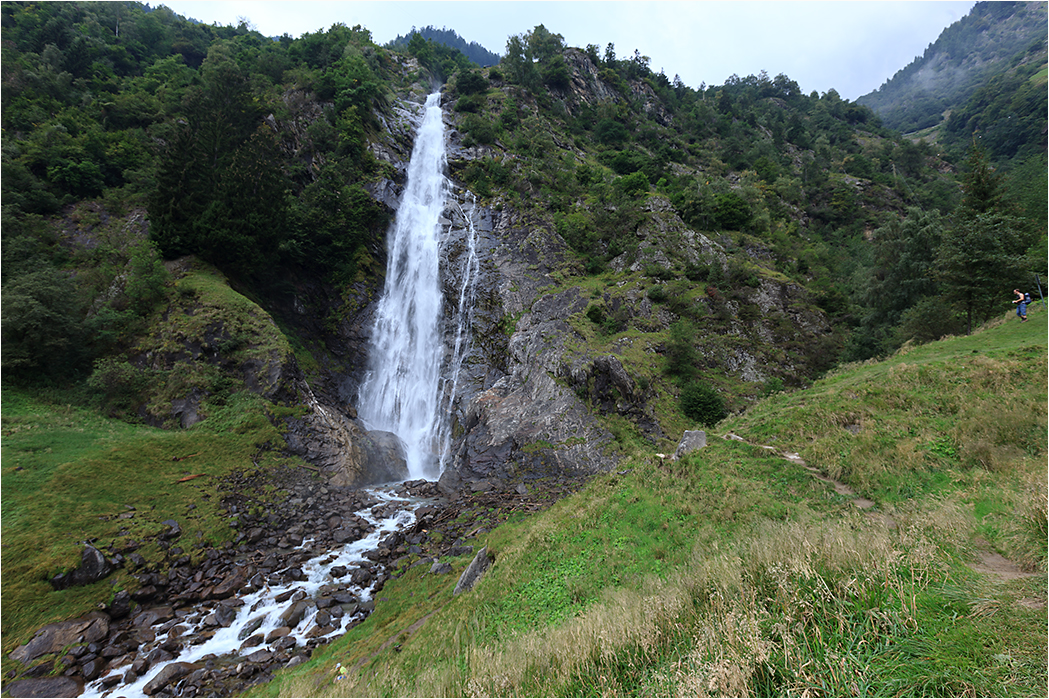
(857, 0, 1048, 135)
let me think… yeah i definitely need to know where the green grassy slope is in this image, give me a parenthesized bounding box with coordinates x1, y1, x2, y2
(0, 265, 304, 679)
(265, 305, 1046, 698)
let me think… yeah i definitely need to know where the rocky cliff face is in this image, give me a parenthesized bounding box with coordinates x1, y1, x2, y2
(261, 48, 838, 490)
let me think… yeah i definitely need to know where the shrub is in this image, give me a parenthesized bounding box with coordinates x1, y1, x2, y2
(461, 114, 496, 145)
(684, 262, 710, 281)
(762, 376, 784, 397)
(455, 93, 485, 113)
(647, 284, 668, 303)
(680, 380, 727, 426)
(456, 70, 488, 95)
(617, 171, 650, 197)
(665, 320, 699, 378)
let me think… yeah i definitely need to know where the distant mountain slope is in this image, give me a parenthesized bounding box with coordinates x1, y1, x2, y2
(939, 40, 1048, 164)
(388, 25, 501, 67)
(857, 1, 1048, 134)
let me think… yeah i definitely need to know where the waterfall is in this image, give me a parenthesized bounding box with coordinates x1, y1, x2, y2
(437, 193, 480, 473)
(358, 92, 475, 480)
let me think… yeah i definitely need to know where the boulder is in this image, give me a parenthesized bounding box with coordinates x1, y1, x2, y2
(429, 561, 453, 575)
(49, 545, 114, 590)
(106, 589, 132, 620)
(282, 386, 409, 487)
(9, 615, 109, 665)
(673, 430, 707, 459)
(143, 662, 201, 696)
(453, 547, 492, 596)
(132, 606, 175, 628)
(3, 676, 83, 698)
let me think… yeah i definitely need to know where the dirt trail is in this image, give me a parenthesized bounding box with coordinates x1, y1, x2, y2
(726, 434, 876, 510)
(728, 434, 1046, 611)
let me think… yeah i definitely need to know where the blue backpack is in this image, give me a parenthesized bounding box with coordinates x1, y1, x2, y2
(1024, 292, 1033, 304)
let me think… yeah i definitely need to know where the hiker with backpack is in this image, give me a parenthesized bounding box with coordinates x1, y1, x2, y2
(1012, 289, 1029, 322)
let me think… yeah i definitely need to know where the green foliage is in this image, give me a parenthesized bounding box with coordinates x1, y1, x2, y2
(664, 320, 700, 378)
(388, 26, 500, 68)
(761, 376, 785, 397)
(680, 380, 728, 426)
(616, 170, 650, 197)
(936, 213, 1031, 334)
(1, 268, 88, 380)
(502, 25, 566, 92)
(936, 145, 1033, 334)
(849, 208, 945, 359)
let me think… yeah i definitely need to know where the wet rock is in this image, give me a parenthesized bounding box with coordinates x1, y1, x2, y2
(245, 649, 273, 664)
(265, 627, 291, 643)
(133, 606, 174, 628)
(203, 605, 235, 627)
(143, 661, 200, 695)
(210, 567, 248, 599)
(349, 567, 373, 585)
(239, 633, 264, 651)
(273, 636, 299, 651)
(282, 394, 409, 488)
(238, 616, 266, 641)
(279, 600, 310, 628)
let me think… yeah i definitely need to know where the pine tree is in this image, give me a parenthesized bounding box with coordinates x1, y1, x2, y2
(936, 142, 1031, 333)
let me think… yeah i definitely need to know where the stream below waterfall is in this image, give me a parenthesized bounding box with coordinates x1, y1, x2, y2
(82, 486, 430, 698)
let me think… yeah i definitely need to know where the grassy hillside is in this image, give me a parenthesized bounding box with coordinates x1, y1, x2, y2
(0, 268, 306, 679)
(261, 305, 1046, 697)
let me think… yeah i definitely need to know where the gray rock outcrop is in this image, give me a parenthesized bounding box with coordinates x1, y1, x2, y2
(453, 546, 492, 596)
(674, 430, 707, 459)
(282, 382, 409, 487)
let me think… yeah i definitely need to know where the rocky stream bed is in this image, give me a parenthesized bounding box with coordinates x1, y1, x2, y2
(4, 464, 588, 698)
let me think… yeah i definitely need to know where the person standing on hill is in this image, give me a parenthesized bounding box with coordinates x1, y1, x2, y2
(1012, 289, 1028, 322)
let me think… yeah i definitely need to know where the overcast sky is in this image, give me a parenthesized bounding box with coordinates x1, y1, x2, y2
(157, 1, 976, 100)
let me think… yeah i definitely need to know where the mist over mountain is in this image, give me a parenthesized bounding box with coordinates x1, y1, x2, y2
(857, 1, 1047, 136)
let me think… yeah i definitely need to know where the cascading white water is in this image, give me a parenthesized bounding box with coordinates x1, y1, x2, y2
(358, 92, 473, 480)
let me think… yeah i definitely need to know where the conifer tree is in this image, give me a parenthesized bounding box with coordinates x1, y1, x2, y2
(936, 142, 1031, 333)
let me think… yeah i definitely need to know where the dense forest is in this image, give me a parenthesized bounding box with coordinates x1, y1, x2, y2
(1, 0, 1045, 399)
(388, 25, 501, 68)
